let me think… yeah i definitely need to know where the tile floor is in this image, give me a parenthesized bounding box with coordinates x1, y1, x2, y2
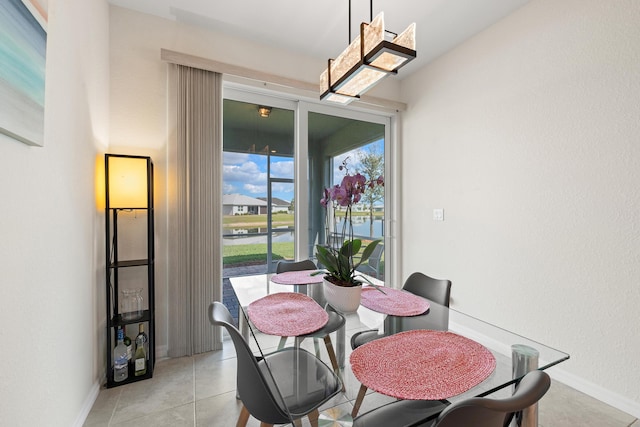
(85, 325, 638, 427)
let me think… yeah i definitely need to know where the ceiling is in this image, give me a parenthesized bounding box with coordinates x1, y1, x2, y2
(108, 0, 531, 79)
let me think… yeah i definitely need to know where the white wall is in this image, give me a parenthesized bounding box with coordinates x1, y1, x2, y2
(400, 0, 640, 416)
(0, 0, 109, 425)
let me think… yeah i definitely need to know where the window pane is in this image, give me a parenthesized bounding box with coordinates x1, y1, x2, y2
(223, 99, 294, 274)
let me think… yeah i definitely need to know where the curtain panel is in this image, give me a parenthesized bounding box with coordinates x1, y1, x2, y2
(167, 64, 223, 356)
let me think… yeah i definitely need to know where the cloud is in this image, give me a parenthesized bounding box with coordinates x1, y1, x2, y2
(243, 183, 266, 194)
(223, 161, 267, 184)
(272, 182, 293, 198)
(270, 160, 294, 177)
(332, 151, 362, 183)
(223, 183, 236, 193)
(223, 152, 250, 165)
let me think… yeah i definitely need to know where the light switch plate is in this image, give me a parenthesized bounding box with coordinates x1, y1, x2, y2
(433, 208, 444, 221)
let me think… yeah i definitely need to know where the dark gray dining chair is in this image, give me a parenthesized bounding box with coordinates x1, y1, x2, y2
(402, 272, 452, 308)
(275, 260, 345, 381)
(209, 302, 342, 427)
(276, 259, 317, 274)
(357, 243, 384, 278)
(353, 370, 551, 427)
(350, 272, 452, 349)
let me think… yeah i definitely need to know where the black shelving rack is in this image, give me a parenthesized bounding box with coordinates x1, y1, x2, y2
(105, 154, 155, 388)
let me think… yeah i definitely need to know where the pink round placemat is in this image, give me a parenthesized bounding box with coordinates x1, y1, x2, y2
(247, 292, 328, 336)
(360, 286, 430, 316)
(271, 270, 323, 285)
(350, 330, 496, 400)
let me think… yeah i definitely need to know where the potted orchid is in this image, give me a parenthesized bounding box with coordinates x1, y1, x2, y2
(314, 158, 384, 311)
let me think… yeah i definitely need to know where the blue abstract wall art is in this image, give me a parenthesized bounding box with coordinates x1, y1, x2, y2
(0, 0, 47, 146)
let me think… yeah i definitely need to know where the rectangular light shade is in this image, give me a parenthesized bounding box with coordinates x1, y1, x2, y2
(369, 23, 416, 71)
(106, 155, 149, 209)
(320, 12, 416, 104)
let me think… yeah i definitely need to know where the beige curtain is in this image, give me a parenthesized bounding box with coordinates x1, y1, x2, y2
(167, 64, 223, 356)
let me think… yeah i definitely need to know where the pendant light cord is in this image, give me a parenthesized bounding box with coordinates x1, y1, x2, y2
(348, 0, 374, 43)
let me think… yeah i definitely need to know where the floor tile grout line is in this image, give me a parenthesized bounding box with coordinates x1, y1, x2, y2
(109, 388, 123, 427)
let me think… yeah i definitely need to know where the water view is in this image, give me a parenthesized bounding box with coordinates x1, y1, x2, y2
(223, 228, 295, 245)
(223, 218, 384, 245)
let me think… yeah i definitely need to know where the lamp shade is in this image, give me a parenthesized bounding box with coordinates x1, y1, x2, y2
(320, 12, 416, 104)
(105, 154, 150, 209)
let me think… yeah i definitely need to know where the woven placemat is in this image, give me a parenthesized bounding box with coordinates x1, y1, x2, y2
(271, 270, 323, 285)
(360, 286, 430, 316)
(350, 330, 496, 400)
(247, 292, 328, 336)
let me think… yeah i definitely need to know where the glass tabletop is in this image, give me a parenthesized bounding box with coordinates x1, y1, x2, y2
(229, 273, 570, 425)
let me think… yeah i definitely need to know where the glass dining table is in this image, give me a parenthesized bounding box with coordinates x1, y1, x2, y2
(229, 273, 570, 426)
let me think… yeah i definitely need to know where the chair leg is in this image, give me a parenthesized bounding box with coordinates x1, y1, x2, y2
(307, 409, 320, 427)
(292, 418, 303, 427)
(323, 336, 339, 372)
(259, 423, 274, 427)
(277, 336, 287, 350)
(236, 405, 250, 427)
(351, 384, 368, 418)
(313, 337, 321, 357)
(323, 335, 345, 392)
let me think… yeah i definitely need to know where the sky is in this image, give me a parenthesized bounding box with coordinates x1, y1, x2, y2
(222, 139, 384, 202)
(222, 152, 294, 201)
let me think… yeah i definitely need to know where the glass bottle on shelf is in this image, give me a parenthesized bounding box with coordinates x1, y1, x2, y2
(136, 323, 149, 357)
(113, 327, 129, 382)
(123, 326, 132, 365)
(134, 324, 147, 376)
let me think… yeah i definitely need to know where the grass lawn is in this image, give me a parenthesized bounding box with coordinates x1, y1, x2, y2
(224, 213, 293, 227)
(223, 242, 294, 265)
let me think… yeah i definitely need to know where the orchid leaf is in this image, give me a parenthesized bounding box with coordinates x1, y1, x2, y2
(353, 239, 381, 269)
(353, 273, 387, 294)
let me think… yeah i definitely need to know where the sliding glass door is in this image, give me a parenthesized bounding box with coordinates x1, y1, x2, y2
(222, 89, 393, 282)
(304, 107, 388, 280)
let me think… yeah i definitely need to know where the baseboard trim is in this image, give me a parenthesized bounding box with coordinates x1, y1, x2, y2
(73, 380, 100, 427)
(156, 344, 169, 359)
(547, 367, 640, 419)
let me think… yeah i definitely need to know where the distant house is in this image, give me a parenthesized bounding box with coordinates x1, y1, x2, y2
(222, 194, 267, 215)
(257, 197, 291, 214)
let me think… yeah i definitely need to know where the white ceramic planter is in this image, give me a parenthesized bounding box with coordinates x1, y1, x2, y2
(323, 278, 362, 313)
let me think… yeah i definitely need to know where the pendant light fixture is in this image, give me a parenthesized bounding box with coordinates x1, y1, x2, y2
(258, 105, 272, 118)
(320, 0, 416, 105)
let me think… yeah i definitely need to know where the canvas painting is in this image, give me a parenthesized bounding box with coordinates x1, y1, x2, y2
(0, 0, 47, 147)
